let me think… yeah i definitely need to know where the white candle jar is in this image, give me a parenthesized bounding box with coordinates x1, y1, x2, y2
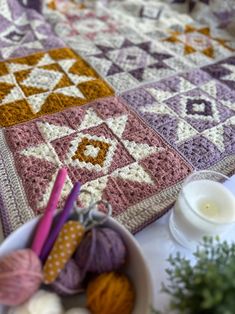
(169, 170, 235, 249)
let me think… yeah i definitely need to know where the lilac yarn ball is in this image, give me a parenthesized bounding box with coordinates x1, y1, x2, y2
(75, 227, 126, 275)
(51, 259, 83, 296)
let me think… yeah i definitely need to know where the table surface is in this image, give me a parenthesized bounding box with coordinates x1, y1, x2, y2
(135, 211, 194, 313)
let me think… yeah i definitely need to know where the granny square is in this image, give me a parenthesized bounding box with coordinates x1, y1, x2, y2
(0, 48, 113, 127)
(122, 72, 235, 170)
(0, 96, 192, 235)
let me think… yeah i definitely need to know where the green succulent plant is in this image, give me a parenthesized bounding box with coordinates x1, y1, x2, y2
(155, 236, 235, 314)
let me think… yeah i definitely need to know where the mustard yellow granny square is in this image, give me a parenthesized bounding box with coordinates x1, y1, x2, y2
(0, 48, 114, 127)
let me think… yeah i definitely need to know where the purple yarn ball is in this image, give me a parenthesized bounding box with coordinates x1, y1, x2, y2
(75, 227, 127, 275)
(51, 259, 83, 296)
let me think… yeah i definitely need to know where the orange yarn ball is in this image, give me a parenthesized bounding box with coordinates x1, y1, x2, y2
(86, 272, 135, 314)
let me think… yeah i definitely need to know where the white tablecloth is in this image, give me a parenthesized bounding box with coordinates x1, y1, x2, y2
(135, 211, 193, 313)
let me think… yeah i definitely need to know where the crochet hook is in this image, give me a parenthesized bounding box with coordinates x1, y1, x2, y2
(40, 181, 81, 262)
(31, 167, 67, 256)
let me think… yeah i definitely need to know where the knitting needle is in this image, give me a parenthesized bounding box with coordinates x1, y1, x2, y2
(31, 168, 67, 256)
(40, 181, 81, 262)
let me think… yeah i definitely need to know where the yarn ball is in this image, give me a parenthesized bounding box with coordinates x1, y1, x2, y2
(75, 227, 126, 275)
(86, 272, 135, 314)
(51, 259, 83, 296)
(8, 290, 64, 314)
(0, 249, 42, 306)
(65, 308, 91, 314)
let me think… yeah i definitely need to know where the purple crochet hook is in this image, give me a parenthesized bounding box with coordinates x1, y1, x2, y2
(40, 181, 81, 262)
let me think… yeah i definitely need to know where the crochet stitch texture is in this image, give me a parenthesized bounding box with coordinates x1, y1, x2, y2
(0, 48, 113, 127)
(0, 0, 234, 235)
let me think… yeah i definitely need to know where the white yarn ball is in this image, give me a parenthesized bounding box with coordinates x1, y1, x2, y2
(65, 308, 90, 314)
(8, 290, 64, 314)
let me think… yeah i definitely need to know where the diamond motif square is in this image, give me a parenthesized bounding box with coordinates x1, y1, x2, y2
(122, 76, 235, 169)
(3, 96, 192, 233)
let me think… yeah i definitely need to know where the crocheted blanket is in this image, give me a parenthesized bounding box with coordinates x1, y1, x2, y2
(0, 0, 234, 235)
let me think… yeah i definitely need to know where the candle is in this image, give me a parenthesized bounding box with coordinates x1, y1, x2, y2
(170, 172, 235, 249)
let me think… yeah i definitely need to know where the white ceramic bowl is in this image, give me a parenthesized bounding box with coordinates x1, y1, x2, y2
(0, 216, 152, 314)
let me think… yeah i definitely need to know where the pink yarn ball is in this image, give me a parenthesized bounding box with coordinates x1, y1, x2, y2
(0, 249, 42, 306)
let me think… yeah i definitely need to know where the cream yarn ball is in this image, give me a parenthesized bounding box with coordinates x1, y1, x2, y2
(8, 290, 64, 314)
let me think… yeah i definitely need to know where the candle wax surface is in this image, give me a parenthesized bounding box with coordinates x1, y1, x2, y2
(198, 199, 220, 219)
(183, 180, 235, 224)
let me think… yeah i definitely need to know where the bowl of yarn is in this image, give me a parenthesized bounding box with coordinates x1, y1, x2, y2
(0, 175, 152, 314)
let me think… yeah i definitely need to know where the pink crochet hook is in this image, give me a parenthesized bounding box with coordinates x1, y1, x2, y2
(40, 181, 81, 262)
(31, 168, 67, 256)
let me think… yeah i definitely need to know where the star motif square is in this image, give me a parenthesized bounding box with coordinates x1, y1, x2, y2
(153, 24, 234, 66)
(55, 28, 189, 92)
(122, 77, 235, 170)
(47, 4, 118, 40)
(0, 48, 113, 127)
(0, 0, 65, 60)
(104, 3, 234, 68)
(2, 96, 192, 234)
(202, 57, 235, 89)
(85, 35, 186, 91)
